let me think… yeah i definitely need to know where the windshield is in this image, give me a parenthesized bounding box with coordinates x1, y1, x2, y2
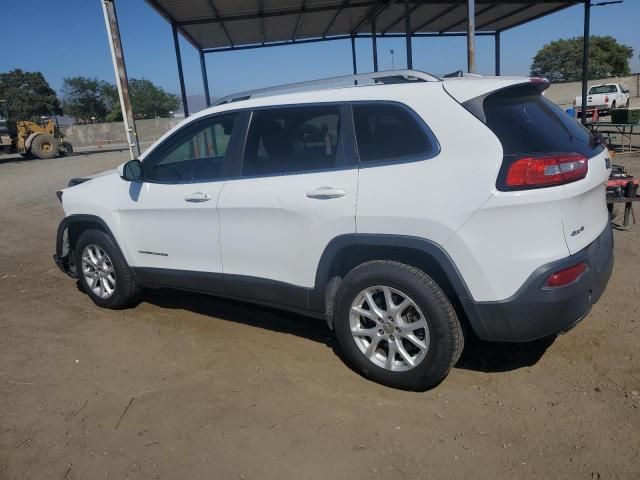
(588, 85, 617, 94)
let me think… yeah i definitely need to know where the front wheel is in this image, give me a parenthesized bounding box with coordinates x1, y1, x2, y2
(30, 134, 59, 159)
(74, 229, 141, 309)
(333, 261, 463, 390)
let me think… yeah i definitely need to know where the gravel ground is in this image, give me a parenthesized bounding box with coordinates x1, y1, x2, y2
(0, 149, 639, 480)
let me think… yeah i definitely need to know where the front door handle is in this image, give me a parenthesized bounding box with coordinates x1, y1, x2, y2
(306, 187, 347, 200)
(185, 192, 212, 203)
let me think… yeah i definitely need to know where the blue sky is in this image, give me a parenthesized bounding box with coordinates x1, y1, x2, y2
(0, 0, 638, 105)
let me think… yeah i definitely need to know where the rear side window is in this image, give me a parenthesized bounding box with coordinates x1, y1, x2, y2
(589, 85, 617, 94)
(353, 103, 436, 163)
(482, 86, 603, 158)
(242, 105, 342, 177)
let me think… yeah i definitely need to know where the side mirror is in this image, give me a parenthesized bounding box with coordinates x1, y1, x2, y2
(623, 89, 630, 94)
(117, 159, 142, 181)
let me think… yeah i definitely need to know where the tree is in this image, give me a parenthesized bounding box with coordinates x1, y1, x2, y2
(101, 78, 179, 121)
(531, 36, 633, 82)
(62, 76, 114, 123)
(0, 69, 61, 126)
(129, 78, 180, 119)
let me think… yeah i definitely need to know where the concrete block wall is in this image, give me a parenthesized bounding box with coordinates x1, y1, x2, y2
(62, 117, 181, 150)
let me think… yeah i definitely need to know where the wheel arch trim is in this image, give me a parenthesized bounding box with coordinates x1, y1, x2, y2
(25, 132, 41, 150)
(311, 234, 485, 333)
(55, 214, 132, 277)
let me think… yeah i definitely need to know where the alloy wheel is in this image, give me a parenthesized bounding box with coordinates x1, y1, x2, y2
(81, 244, 116, 299)
(349, 285, 429, 371)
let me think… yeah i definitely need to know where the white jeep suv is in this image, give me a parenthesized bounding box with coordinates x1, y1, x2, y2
(54, 70, 614, 390)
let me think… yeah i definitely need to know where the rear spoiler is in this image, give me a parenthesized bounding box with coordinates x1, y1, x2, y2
(444, 77, 550, 123)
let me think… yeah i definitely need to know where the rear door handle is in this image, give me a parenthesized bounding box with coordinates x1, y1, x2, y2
(185, 192, 212, 203)
(306, 187, 347, 200)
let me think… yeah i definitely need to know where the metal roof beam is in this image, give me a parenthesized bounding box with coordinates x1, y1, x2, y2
(438, 2, 498, 33)
(145, 0, 201, 49)
(381, 2, 423, 34)
(322, 0, 351, 38)
(476, 3, 535, 30)
(497, 2, 577, 32)
(351, 0, 397, 36)
(411, 4, 459, 33)
(180, 1, 376, 26)
(206, 0, 234, 46)
(291, 1, 306, 40)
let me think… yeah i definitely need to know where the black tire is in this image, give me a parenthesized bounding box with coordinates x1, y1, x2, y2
(333, 261, 463, 390)
(60, 141, 73, 156)
(74, 229, 141, 309)
(30, 134, 59, 159)
(611, 101, 616, 110)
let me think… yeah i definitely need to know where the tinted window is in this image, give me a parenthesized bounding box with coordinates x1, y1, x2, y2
(353, 104, 434, 163)
(483, 86, 603, 158)
(144, 113, 237, 182)
(589, 85, 617, 94)
(242, 106, 342, 176)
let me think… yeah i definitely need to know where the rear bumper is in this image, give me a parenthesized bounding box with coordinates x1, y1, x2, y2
(463, 224, 614, 342)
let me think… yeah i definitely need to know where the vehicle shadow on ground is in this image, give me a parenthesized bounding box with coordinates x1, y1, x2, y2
(141, 288, 333, 346)
(140, 287, 555, 373)
(455, 332, 555, 373)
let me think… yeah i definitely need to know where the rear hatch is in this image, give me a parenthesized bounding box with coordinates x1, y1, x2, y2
(445, 78, 610, 255)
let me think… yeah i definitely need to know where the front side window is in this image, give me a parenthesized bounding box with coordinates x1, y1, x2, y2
(242, 106, 342, 177)
(144, 113, 237, 183)
(353, 103, 436, 163)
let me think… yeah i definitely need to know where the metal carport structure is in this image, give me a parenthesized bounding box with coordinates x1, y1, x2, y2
(101, 0, 608, 158)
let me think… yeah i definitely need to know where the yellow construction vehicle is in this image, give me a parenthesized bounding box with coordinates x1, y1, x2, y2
(0, 100, 73, 159)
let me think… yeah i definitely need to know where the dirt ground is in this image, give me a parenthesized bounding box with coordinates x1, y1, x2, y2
(0, 149, 638, 480)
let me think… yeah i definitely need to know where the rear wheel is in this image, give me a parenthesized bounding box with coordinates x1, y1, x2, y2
(30, 134, 59, 159)
(60, 141, 73, 156)
(74, 229, 141, 309)
(333, 261, 463, 390)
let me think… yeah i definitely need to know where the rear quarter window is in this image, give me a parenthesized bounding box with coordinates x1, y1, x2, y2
(352, 103, 439, 164)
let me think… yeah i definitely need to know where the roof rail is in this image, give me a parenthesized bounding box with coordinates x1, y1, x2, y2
(214, 69, 441, 106)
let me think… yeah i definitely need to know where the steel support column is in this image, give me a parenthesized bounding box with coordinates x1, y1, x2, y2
(404, 0, 413, 69)
(580, 0, 591, 125)
(466, 0, 476, 73)
(172, 22, 189, 117)
(199, 50, 211, 107)
(371, 19, 379, 72)
(494, 31, 501, 75)
(351, 36, 358, 75)
(101, 0, 140, 159)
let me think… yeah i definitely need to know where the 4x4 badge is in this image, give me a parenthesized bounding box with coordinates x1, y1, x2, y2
(571, 226, 585, 237)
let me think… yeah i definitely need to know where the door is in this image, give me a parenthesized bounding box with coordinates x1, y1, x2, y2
(118, 112, 240, 273)
(217, 104, 357, 301)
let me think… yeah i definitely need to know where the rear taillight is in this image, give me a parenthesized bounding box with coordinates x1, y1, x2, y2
(604, 95, 609, 103)
(504, 153, 588, 190)
(545, 262, 587, 288)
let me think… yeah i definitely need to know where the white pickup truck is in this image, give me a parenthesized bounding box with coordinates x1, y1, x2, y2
(574, 83, 630, 114)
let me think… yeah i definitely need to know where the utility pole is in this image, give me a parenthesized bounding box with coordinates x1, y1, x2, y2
(466, 0, 476, 73)
(101, 0, 140, 159)
(581, 1, 591, 125)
